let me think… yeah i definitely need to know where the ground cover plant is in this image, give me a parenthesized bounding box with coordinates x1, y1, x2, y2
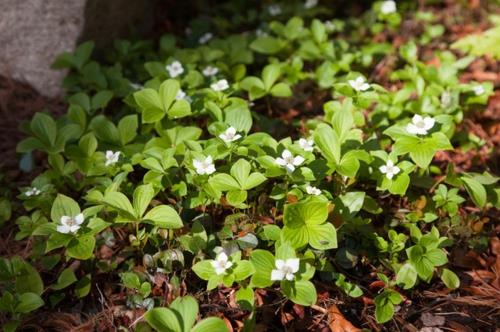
(1, 0, 499, 331)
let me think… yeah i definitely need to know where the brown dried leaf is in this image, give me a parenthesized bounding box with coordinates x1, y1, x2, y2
(327, 304, 361, 332)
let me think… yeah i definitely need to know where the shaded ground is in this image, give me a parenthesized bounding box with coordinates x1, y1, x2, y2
(0, 1, 499, 331)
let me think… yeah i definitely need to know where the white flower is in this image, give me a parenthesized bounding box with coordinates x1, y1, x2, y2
(298, 138, 314, 152)
(473, 85, 485, 96)
(275, 149, 305, 173)
(105, 151, 120, 166)
(379, 160, 401, 180)
(440, 91, 452, 108)
(306, 185, 321, 195)
(380, 0, 397, 14)
(211, 252, 233, 275)
(256, 28, 268, 37)
(176, 89, 186, 100)
(268, 4, 282, 16)
(57, 213, 84, 234)
(304, 0, 318, 8)
(219, 127, 242, 143)
(210, 79, 229, 92)
(202, 66, 219, 77)
(193, 156, 216, 175)
(348, 76, 370, 92)
(406, 114, 435, 135)
(271, 258, 300, 281)
(25, 187, 41, 197)
(324, 21, 335, 31)
(199, 32, 213, 44)
(166, 61, 184, 78)
(129, 82, 143, 90)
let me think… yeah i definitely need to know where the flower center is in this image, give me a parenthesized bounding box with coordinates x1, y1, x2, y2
(416, 121, 425, 128)
(66, 218, 76, 226)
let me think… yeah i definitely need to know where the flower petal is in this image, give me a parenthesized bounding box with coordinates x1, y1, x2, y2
(293, 156, 305, 166)
(282, 149, 292, 159)
(406, 123, 418, 135)
(57, 225, 71, 234)
(379, 165, 387, 173)
(423, 117, 435, 130)
(275, 158, 286, 166)
(75, 213, 85, 225)
(412, 114, 423, 124)
(286, 258, 300, 273)
(275, 259, 286, 269)
(271, 269, 285, 281)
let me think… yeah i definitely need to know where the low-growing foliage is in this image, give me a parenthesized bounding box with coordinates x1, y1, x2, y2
(1, 0, 499, 330)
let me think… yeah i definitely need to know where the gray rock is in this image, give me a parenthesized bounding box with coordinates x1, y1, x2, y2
(0, 0, 154, 97)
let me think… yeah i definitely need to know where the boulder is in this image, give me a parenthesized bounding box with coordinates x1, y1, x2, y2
(0, 0, 154, 97)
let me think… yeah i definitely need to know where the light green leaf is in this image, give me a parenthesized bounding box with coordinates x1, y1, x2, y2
(133, 184, 155, 218)
(441, 268, 460, 289)
(281, 280, 317, 306)
(145, 307, 182, 332)
(461, 176, 487, 208)
(66, 235, 95, 260)
(192, 317, 229, 332)
(51, 194, 81, 224)
(314, 123, 340, 164)
(307, 223, 337, 250)
(143, 205, 183, 229)
(249, 250, 275, 288)
(103, 192, 136, 220)
(169, 296, 198, 332)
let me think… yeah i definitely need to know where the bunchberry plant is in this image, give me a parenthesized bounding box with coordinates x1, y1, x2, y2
(3, 1, 498, 330)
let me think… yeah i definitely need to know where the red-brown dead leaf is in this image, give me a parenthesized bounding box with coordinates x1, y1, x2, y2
(327, 304, 361, 332)
(292, 304, 305, 319)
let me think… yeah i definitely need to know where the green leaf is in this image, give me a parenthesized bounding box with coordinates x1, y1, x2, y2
(243, 172, 267, 190)
(15, 262, 44, 295)
(75, 274, 92, 298)
(118, 114, 138, 145)
(396, 263, 418, 289)
(250, 36, 285, 54)
(249, 250, 275, 288)
(103, 191, 136, 220)
(133, 184, 155, 218)
(51, 194, 81, 223)
(230, 159, 251, 187)
(307, 223, 337, 250)
(331, 99, 354, 141)
(66, 235, 95, 260)
(192, 260, 215, 281)
(209, 174, 240, 192)
(192, 317, 229, 332)
(169, 296, 198, 332)
(31, 113, 57, 147)
(314, 123, 340, 164)
(233, 261, 255, 281)
(224, 98, 252, 133)
(145, 307, 182, 332)
(270, 83, 292, 97)
(158, 79, 178, 111)
(236, 286, 254, 310)
(375, 299, 394, 324)
(169, 99, 191, 119)
(15, 293, 44, 314)
(283, 201, 328, 228)
(262, 63, 281, 91)
(339, 192, 365, 214)
(143, 205, 183, 229)
(441, 268, 460, 289)
(281, 280, 317, 306)
(134, 89, 163, 123)
(461, 176, 487, 208)
(51, 267, 77, 290)
(426, 248, 448, 266)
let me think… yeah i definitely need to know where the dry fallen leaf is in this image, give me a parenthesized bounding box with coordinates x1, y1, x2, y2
(327, 304, 361, 332)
